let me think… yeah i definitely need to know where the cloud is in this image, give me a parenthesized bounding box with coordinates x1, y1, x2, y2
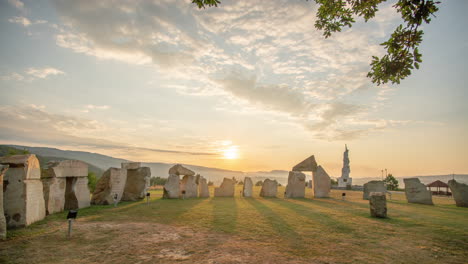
(8, 0, 24, 10)
(1, 72, 25, 81)
(81, 105, 111, 113)
(8, 16, 48, 27)
(26, 67, 65, 79)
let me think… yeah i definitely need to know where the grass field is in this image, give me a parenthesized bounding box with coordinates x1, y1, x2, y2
(1, 187, 467, 264)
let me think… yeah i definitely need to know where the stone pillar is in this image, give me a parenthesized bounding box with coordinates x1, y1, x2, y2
(0, 165, 9, 240)
(363, 181, 386, 200)
(312, 165, 331, 198)
(448, 180, 468, 207)
(198, 176, 210, 198)
(260, 179, 278, 198)
(121, 167, 151, 201)
(243, 177, 253, 197)
(180, 175, 198, 198)
(285, 171, 305, 198)
(214, 178, 235, 197)
(163, 174, 180, 199)
(369, 192, 387, 218)
(404, 178, 433, 205)
(91, 168, 122, 205)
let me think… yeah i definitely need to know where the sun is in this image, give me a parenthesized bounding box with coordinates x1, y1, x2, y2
(223, 146, 239, 160)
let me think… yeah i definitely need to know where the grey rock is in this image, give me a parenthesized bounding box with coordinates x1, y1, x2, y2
(292, 155, 318, 172)
(312, 165, 331, 198)
(168, 164, 195, 176)
(285, 171, 305, 198)
(0, 165, 9, 240)
(448, 180, 468, 207)
(404, 178, 433, 205)
(214, 178, 235, 197)
(369, 192, 387, 218)
(198, 176, 210, 198)
(180, 175, 198, 198)
(163, 174, 180, 199)
(260, 179, 278, 198)
(363, 181, 386, 200)
(243, 177, 253, 197)
(91, 167, 124, 205)
(121, 167, 151, 201)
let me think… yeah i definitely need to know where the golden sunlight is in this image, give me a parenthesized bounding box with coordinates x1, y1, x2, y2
(222, 145, 239, 159)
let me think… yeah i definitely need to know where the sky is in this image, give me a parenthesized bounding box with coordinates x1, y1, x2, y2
(0, 0, 467, 177)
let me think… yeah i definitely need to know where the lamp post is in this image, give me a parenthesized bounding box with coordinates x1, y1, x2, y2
(66, 210, 78, 238)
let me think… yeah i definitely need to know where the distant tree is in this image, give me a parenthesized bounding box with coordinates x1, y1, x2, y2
(7, 147, 29, 156)
(238, 180, 243, 185)
(278, 183, 282, 187)
(330, 178, 338, 185)
(384, 173, 399, 190)
(193, 0, 440, 85)
(255, 180, 263, 186)
(232, 177, 238, 184)
(208, 181, 214, 186)
(88, 172, 97, 193)
(150, 176, 167, 186)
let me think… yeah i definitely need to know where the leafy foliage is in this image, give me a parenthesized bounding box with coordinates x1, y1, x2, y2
(384, 173, 399, 190)
(330, 178, 338, 185)
(150, 176, 168, 186)
(208, 181, 214, 186)
(88, 172, 97, 192)
(192, 0, 220, 9)
(255, 180, 263, 186)
(314, 0, 439, 85)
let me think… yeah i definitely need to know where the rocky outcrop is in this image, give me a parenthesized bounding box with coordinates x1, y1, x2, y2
(198, 175, 209, 198)
(163, 174, 180, 199)
(91, 168, 123, 205)
(214, 178, 235, 197)
(243, 177, 253, 197)
(260, 179, 278, 198)
(312, 165, 331, 198)
(0, 154, 45, 228)
(180, 175, 198, 198)
(404, 178, 433, 205)
(448, 180, 468, 207)
(121, 167, 151, 201)
(285, 171, 305, 198)
(0, 165, 9, 240)
(369, 192, 387, 218)
(363, 181, 386, 200)
(169, 164, 195, 176)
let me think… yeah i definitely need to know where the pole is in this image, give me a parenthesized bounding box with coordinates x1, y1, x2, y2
(67, 219, 73, 238)
(146, 195, 149, 205)
(381, 170, 383, 180)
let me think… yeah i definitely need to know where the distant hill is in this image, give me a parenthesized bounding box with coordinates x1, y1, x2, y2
(352, 175, 468, 188)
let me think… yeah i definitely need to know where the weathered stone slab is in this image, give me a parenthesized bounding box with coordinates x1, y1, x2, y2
(363, 181, 386, 200)
(163, 174, 180, 199)
(260, 179, 278, 197)
(42, 177, 66, 214)
(307, 180, 312, 188)
(285, 171, 305, 198)
(0, 154, 45, 228)
(169, 164, 195, 176)
(122, 162, 141, 170)
(198, 175, 209, 198)
(0, 165, 9, 240)
(312, 165, 331, 198)
(45, 160, 88, 178)
(404, 178, 433, 205)
(448, 180, 468, 207)
(243, 177, 253, 197)
(91, 167, 123, 205)
(369, 192, 387, 218)
(122, 167, 151, 201)
(180, 175, 198, 198)
(292, 155, 318, 172)
(214, 178, 235, 197)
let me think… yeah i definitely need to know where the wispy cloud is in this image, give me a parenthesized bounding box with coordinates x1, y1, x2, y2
(8, 0, 24, 10)
(26, 67, 65, 79)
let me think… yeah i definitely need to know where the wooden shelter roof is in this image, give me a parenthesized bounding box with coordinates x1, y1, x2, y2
(426, 180, 449, 188)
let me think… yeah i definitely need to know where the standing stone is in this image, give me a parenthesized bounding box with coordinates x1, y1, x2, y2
(163, 174, 180, 199)
(285, 171, 306, 198)
(448, 180, 468, 207)
(0, 165, 9, 240)
(0, 155, 46, 228)
(180, 175, 198, 198)
(363, 181, 386, 200)
(307, 180, 312, 188)
(369, 192, 387, 218)
(292, 155, 318, 172)
(169, 164, 195, 176)
(91, 167, 123, 205)
(214, 178, 235, 197)
(198, 175, 210, 198)
(260, 179, 278, 198)
(121, 167, 151, 201)
(404, 178, 433, 205)
(243, 177, 253, 197)
(312, 165, 331, 198)
(44, 160, 90, 211)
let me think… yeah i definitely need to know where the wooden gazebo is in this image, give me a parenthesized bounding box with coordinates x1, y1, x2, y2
(426, 180, 451, 196)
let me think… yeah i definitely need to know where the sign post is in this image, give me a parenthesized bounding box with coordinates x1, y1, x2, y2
(66, 210, 78, 238)
(146, 192, 150, 205)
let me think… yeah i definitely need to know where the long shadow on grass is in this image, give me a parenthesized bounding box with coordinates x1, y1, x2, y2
(210, 197, 237, 233)
(272, 199, 355, 234)
(245, 198, 305, 252)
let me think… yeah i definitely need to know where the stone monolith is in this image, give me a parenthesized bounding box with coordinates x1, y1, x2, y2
(0, 154, 45, 228)
(91, 167, 123, 205)
(404, 178, 433, 205)
(285, 171, 306, 198)
(260, 179, 278, 197)
(169, 164, 195, 176)
(180, 175, 198, 198)
(243, 177, 253, 197)
(0, 165, 9, 240)
(363, 180, 386, 200)
(292, 155, 318, 172)
(214, 178, 235, 197)
(312, 165, 331, 198)
(369, 192, 387, 218)
(122, 167, 151, 201)
(163, 174, 180, 199)
(198, 175, 209, 198)
(448, 180, 468, 207)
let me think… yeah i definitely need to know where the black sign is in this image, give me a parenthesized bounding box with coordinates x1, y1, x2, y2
(146, 192, 150, 197)
(342, 193, 346, 197)
(67, 210, 78, 219)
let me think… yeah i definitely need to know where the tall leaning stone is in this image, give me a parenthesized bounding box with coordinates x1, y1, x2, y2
(198, 176, 210, 198)
(448, 180, 468, 207)
(404, 178, 433, 205)
(0, 154, 46, 228)
(285, 171, 305, 198)
(312, 165, 331, 198)
(91, 168, 123, 205)
(163, 174, 180, 199)
(243, 177, 253, 197)
(0, 165, 9, 240)
(214, 178, 235, 197)
(121, 167, 151, 201)
(363, 181, 386, 200)
(260, 179, 278, 198)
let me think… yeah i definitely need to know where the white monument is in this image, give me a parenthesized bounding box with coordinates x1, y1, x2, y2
(338, 145, 352, 188)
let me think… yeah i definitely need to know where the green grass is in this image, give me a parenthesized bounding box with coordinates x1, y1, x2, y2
(1, 187, 467, 264)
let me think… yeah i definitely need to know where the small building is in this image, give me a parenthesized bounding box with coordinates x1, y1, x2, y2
(426, 180, 451, 196)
